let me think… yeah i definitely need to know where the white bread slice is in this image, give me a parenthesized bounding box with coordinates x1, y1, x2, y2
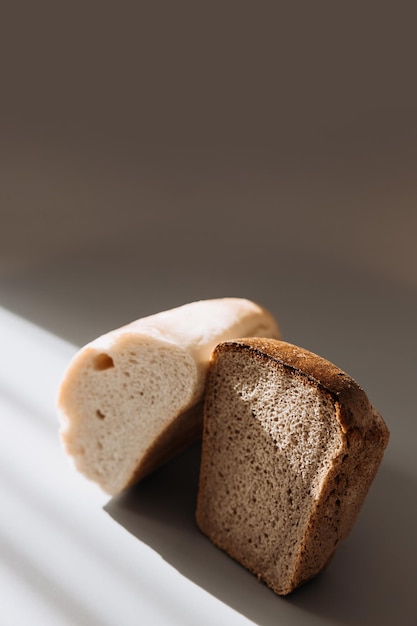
(196, 338, 389, 595)
(57, 298, 280, 495)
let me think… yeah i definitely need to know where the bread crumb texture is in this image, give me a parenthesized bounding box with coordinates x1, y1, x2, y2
(196, 339, 389, 595)
(59, 335, 197, 494)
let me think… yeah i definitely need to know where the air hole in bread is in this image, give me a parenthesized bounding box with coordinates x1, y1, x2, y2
(96, 409, 106, 419)
(93, 353, 114, 371)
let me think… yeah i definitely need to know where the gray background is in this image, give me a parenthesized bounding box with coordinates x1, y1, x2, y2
(1, 3, 416, 624)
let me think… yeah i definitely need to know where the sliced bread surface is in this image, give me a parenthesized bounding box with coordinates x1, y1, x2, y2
(57, 298, 280, 495)
(196, 338, 389, 595)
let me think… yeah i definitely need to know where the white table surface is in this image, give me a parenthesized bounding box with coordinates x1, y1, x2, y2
(1, 4, 417, 625)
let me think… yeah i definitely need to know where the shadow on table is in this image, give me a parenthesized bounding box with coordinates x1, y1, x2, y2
(105, 444, 417, 626)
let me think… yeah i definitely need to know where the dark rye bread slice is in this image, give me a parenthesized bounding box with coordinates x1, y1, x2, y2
(196, 338, 389, 595)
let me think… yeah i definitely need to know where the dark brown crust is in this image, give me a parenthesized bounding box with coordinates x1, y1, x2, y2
(213, 338, 389, 438)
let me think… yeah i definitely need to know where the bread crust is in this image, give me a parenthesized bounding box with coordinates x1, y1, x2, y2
(197, 338, 389, 595)
(219, 338, 388, 435)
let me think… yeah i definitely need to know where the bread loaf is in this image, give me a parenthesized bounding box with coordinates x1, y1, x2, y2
(196, 338, 389, 595)
(57, 299, 280, 494)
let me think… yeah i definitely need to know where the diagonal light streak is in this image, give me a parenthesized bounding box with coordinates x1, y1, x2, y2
(0, 305, 233, 626)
